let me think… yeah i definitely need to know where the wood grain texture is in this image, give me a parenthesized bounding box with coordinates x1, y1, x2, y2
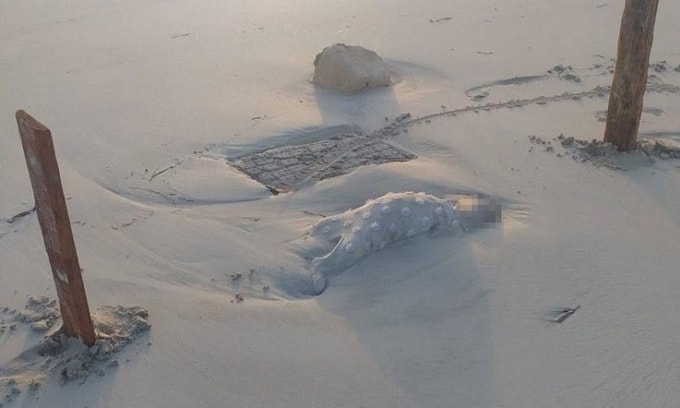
(604, 0, 660, 151)
(16, 110, 96, 346)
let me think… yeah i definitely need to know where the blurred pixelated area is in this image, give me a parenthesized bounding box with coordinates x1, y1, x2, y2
(454, 195, 502, 229)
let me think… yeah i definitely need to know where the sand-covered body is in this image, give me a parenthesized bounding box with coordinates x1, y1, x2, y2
(301, 192, 462, 291)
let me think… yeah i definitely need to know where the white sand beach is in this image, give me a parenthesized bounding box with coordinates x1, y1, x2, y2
(1, 0, 679, 407)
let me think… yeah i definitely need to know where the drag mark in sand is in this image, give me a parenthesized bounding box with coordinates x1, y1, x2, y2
(226, 86, 610, 193)
(404, 86, 611, 128)
(402, 63, 678, 128)
(465, 74, 548, 95)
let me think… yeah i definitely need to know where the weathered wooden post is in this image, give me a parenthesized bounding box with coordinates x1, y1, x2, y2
(16, 110, 96, 346)
(604, 0, 660, 151)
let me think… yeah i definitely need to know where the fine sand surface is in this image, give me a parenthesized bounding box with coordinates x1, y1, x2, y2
(1, 0, 680, 407)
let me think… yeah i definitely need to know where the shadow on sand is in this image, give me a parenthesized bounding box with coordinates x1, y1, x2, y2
(316, 227, 498, 408)
(314, 85, 401, 131)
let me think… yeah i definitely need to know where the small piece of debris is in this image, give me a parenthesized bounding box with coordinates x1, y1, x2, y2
(547, 305, 581, 323)
(471, 91, 489, 101)
(6, 206, 36, 224)
(651, 61, 667, 73)
(562, 73, 581, 83)
(560, 136, 575, 147)
(528, 135, 548, 145)
(61, 357, 88, 381)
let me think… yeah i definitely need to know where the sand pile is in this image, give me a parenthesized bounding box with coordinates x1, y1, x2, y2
(9, 296, 60, 333)
(0, 299, 150, 404)
(528, 134, 680, 170)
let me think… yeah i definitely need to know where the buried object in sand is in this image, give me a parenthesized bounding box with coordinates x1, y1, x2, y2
(301, 192, 501, 293)
(313, 43, 391, 94)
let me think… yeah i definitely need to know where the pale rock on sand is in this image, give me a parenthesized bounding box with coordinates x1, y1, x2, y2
(313, 44, 391, 94)
(303, 192, 501, 290)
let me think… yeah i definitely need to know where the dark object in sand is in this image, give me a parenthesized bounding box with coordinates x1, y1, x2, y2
(6, 206, 36, 224)
(547, 305, 581, 323)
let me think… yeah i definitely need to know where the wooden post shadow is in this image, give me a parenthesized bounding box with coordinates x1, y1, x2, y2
(16, 110, 96, 346)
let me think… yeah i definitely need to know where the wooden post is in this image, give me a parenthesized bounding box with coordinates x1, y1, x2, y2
(604, 0, 660, 152)
(16, 110, 96, 346)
